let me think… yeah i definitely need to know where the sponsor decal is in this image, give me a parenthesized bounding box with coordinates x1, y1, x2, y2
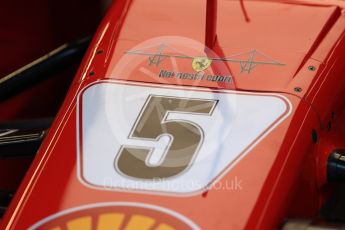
(158, 69, 232, 83)
(118, 37, 285, 88)
(126, 44, 284, 74)
(29, 202, 199, 230)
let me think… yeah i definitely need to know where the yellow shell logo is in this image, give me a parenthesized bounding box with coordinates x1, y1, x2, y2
(29, 203, 199, 230)
(192, 57, 212, 72)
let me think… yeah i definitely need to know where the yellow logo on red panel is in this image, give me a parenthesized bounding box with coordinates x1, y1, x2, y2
(29, 202, 199, 230)
(192, 57, 212, 72)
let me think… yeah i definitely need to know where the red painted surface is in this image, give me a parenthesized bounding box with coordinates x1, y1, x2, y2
(2, 0, 345, 229)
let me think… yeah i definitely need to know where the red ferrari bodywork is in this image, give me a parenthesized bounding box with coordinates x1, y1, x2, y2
(2, 0, 345, 229)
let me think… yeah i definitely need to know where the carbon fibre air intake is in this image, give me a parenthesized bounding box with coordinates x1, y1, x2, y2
(0, 118, 53, 157)
(0, 36, 90, 102)
(0, 190, 13, 218)
(328, 150, 345, 183)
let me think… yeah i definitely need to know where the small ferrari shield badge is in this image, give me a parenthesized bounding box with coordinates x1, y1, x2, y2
(192, 57, 212, 72)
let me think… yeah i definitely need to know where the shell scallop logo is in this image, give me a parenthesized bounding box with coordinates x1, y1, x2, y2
(29, 203, 199, 230)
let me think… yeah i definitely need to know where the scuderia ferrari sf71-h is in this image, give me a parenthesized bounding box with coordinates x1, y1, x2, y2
(1, 0, 345, 229)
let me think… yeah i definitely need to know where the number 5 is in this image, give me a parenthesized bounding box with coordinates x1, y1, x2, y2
(115, 95, 217, 180)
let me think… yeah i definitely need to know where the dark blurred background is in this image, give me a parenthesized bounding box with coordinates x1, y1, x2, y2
(0, 0, 110, 193)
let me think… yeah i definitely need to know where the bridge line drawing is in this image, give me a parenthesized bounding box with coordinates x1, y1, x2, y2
(126, 44, 285, 74)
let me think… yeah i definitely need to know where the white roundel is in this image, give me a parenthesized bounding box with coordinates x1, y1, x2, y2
(77, 80, 291, 195)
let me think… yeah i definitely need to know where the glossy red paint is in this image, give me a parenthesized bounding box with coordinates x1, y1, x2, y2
(2, 0, 345, 229)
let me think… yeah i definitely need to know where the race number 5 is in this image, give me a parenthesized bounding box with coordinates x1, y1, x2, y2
(78, 82, 290, 194)
(116, 96, 217, 179)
